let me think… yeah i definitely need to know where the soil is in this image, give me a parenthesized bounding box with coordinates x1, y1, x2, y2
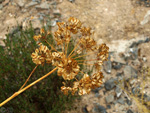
(0, 0, 150, 113)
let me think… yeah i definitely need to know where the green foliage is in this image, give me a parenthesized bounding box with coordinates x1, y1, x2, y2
(0, 24, 79, 113)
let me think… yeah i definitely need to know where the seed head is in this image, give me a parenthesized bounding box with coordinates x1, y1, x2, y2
(31, 17, 109, 95)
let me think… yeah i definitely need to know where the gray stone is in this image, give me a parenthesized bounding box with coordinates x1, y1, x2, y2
(145, 37, 150, 42)
(129, 42, 137, 48)
(141, 10, 150, 25)
(127, 109, 134, 113)
(50, 20, 57, 26)
(112, 62, 122, 70)
(126, 98, 132, 106)
(93, 103, 107, 113)
(132, 86, 140, 96)
(53, 9, 61, 15)
(111, 54, 126, 64)
(123, 65, 137, 79)
(16, 0, 26, 7)
(25, 1, 38, 8)
(142, 56, 147, 62)
(35, 2, 50, 9)
(1, 0, 9, 6)
(105, 78, 117, 91)
(9, 26, 22, 37)
(115, 86, 122, 98)
(32, 0, 41, 3)
(116, 72, 123, 77)
(105, 94, 115, 104)
(103, 60, 112, 74)
(82, 105, 89, 113)
(143, 94, 150, 102)
(106, 105, 111, 109)
(68, 0, 75, 3)
(92, 85, 104, 93)
(117, 97, 125, 104)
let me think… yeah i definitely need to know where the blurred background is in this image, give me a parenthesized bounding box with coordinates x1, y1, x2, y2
(0, 0, 150, 113)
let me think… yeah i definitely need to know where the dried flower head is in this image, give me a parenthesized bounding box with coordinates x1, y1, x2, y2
(31, 17, 109, 95)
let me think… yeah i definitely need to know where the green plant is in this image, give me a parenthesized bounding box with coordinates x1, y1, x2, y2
(0, 17, 109, 112)
(0, 23, 78, 113)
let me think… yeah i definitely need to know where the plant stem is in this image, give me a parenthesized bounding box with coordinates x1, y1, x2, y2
(45, 39, 57, 52)
(19, 65, 38, 91)
(0, 67, 58, 107)
(68, 39, 80, 57)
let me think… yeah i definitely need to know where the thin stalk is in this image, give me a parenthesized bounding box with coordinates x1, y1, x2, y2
(45, 40, 57, 52)
(68, 39, 80, 57)
(76, 59, 97, 62)
(0, 67, 58, 107)
(78, 63, 94, 66)
(19, 65, 38, 91)
(73, 51, 96, 59)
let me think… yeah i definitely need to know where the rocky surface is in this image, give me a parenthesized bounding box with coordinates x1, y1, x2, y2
(0, 0, 150, 113)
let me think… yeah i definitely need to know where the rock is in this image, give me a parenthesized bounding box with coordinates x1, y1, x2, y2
(25, 1, 38, 8)
(2, 0, 9, 6)
(112, 62, 122, 70)
(32, 0, 41, 3)
(111, 53, 126, 64)
(16, 0, 26, 7)
(129, 79, 136, 85)
(106, 105, 111, 109)
(86, 104, 93, 112)
(31, 19, 42, 29)
(129, 48, 139, 60)
(142, 55, 147, 62)
(123, 65, 138, 79)
(34, 28, 40, 35)
(126, 98, 132, 106)
(145, 37, 150, 42)
(105, 78, 117, 91)
(53, 9, 61, 16)
(129, 42, 137, 48)
(116, 72, 123, 77)
(105, 94, 115, 104)
(117, 97, 125, 105)
(0, 40, 5, 46)
(93, 103, 107, 113)
(82, 105, 89, 113)
(103, 60, 112, 74)
(68, 0, 75, 3)
(9, 26, 22, 36)
(132, 86, 140, 96)
(115, 86, 122, 98)
(50, 20, 57, 26)
(132, 59, 140, 66)
(141, 10, 150, 25)
(0, 36, 6, 40)
(35, 2, 50, 9)
(143, 94, 150, 102)
(127, 109, 134, 113)
(92, 86, 103, 93)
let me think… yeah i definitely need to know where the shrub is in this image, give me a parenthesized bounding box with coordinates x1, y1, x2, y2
(0, 23, 77, 113)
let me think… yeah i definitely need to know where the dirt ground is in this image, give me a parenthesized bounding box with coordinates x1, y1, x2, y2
(0, 0, 150, 113)
(57, 0, 150, 43)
